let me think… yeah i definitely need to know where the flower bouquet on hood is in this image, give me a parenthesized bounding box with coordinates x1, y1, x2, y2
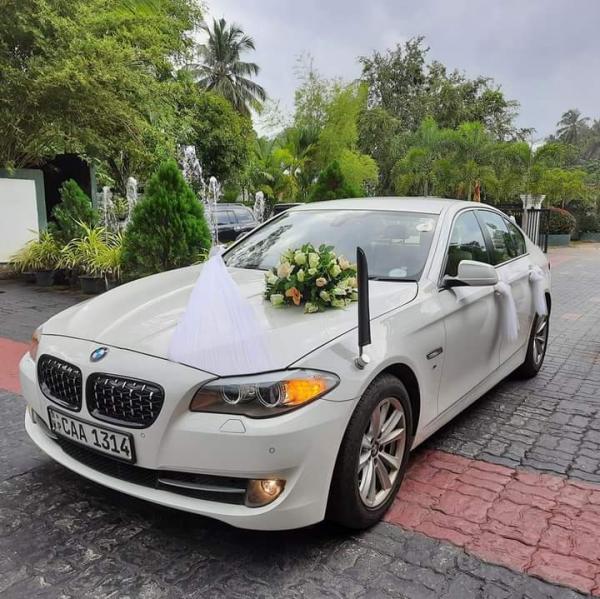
(264, 243, 358, 313)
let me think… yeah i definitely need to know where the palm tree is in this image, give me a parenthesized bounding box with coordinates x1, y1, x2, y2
(556, 109, 590, 145)
(583, 119, 600, 160)
(193, 18, 266, 116)
(451, 122, 497, 201)
(392, 117, 448, 196)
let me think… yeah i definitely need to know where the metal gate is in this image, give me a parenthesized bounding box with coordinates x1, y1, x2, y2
(497, 205, 550, 253)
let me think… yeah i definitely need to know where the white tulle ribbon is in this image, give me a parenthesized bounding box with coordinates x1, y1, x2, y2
(529, 266, 548, 316)
(168, 248, 273, 376)
(494, 281, 519, 342)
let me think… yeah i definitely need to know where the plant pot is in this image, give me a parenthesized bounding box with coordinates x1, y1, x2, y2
(579, 232, 600, 242)
(105, 279, 120, 291)
(79, 275, 106, 295)
(22, 271, 36, 283)
(548, 233, 571, 247)
(53, 269, 69, 286)
(35, 270, 55, 286)
(68, 271, 80, 288)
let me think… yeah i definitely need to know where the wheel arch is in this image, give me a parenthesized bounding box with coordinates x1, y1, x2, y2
(377, 363, 421, 438)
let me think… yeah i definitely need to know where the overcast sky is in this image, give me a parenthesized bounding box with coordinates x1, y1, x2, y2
(206, 0, 600, 139)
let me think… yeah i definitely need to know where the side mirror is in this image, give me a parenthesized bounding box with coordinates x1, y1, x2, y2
(444, 260, 498, 288)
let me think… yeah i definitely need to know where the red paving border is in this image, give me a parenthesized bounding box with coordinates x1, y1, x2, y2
(2, 334, 598, 595)
(386, 449, 600, 595)
(0, 336, 29, 394)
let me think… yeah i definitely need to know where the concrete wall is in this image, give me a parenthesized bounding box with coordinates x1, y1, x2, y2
(0, 169, 47, 262)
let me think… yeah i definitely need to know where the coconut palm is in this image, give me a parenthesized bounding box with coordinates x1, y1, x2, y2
(556, 109, 590, 145)
(450, 122, 497, 201)
(193, 18, 266, 116)
(583, 119, 600, 160)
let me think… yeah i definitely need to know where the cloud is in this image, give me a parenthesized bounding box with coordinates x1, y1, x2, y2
(206, 0, 600, 137)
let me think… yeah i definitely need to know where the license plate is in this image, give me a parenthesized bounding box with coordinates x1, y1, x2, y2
(48, 408, 135, 463)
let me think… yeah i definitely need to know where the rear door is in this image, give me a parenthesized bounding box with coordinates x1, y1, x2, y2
(476, 210, 533, 365)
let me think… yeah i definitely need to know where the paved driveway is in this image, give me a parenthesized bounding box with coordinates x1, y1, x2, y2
(1, 244, 600, 598)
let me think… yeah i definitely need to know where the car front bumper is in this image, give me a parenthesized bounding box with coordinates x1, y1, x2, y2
(20, 336, 354, 530)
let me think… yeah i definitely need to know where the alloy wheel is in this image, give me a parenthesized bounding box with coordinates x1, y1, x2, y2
(533, 314, 549, 365)
(357, 397, 407, 509)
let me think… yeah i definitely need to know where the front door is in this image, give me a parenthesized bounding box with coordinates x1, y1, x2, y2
(436, 210, 502, 414)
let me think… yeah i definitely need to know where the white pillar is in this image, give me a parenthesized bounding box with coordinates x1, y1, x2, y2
(520, 194, 546, 243)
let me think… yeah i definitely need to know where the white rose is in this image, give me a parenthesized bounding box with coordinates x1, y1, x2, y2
(330, 264, 342, 277)
(265, 271, 279, 285)
(270, 294, 284, 306)
(308, 253, 319, 268)
(294, 251, 307, 266)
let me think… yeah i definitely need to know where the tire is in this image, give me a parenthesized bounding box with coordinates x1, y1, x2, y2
(327, 374, 413, 529)
(515, 310, 550, 379)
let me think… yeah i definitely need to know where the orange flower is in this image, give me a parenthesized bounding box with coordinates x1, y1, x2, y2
(285, 286, 303, 306)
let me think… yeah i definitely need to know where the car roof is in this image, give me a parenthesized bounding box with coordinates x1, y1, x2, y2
(290, 197, 481, 215)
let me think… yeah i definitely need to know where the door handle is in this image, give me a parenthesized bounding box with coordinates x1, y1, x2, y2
(426, 347, 443, 360)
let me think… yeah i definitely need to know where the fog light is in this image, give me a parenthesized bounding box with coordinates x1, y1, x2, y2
(245, 478, 285, 507)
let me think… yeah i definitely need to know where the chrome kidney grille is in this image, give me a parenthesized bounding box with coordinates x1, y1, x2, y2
(86, 374, 165, 428)
(37, 355, 83, 411)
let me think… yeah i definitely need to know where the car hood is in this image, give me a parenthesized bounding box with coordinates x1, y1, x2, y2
(43, 266, 417, 373)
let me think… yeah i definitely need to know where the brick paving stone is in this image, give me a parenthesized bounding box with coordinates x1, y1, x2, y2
(0, 337, 28, 393)
(387, 448, 600, 595)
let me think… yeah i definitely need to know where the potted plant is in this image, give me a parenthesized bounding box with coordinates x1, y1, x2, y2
(14, 231, 62, 285)
(548, 207, 576, 246)
(578, 212, 600, 242)
(62, 224, 123, 293)
(10, 239, 37, 282)
(94, 232, 124, 290)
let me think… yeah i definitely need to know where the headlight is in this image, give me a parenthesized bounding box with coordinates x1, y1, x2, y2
(29, 326, 42, 361)
(190, 369, 339, 417)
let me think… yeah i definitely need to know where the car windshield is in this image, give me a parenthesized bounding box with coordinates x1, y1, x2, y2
(224, 209, 438, 280)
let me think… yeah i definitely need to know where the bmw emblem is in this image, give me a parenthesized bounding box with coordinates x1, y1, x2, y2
(90, 347, 109, 362)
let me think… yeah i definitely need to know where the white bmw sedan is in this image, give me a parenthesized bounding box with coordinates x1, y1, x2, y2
(20, 198, 550, 530)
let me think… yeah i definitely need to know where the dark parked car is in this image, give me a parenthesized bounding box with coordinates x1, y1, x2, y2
(215, 204, 258, 242)
(271, 203, 302, 216)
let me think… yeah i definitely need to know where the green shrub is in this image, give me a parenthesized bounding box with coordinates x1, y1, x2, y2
(578, 212, 600, 233)
(308, 161, 361, 202)
(123, 160, 211, 276)
(49, 180, 97, 245)
(548, 207, 576, 235)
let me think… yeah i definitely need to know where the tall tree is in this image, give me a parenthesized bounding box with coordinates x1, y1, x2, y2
(556, 109, 590, 145)
(450, 122, 497, 201)
(359, 37, 526, 138)
(193, 18, 266, 116)
(0, 0, 201, 177)
(392, 117, 448, 196)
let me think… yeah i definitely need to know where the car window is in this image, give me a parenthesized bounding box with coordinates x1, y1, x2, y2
(444, 211, 490, 277)
(477, 210, 512, 265)
(225, 210, 438, 281)
(505, 219, 527, 258)
(235, 208, 255, 223)
(216, 210, 233, 225)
